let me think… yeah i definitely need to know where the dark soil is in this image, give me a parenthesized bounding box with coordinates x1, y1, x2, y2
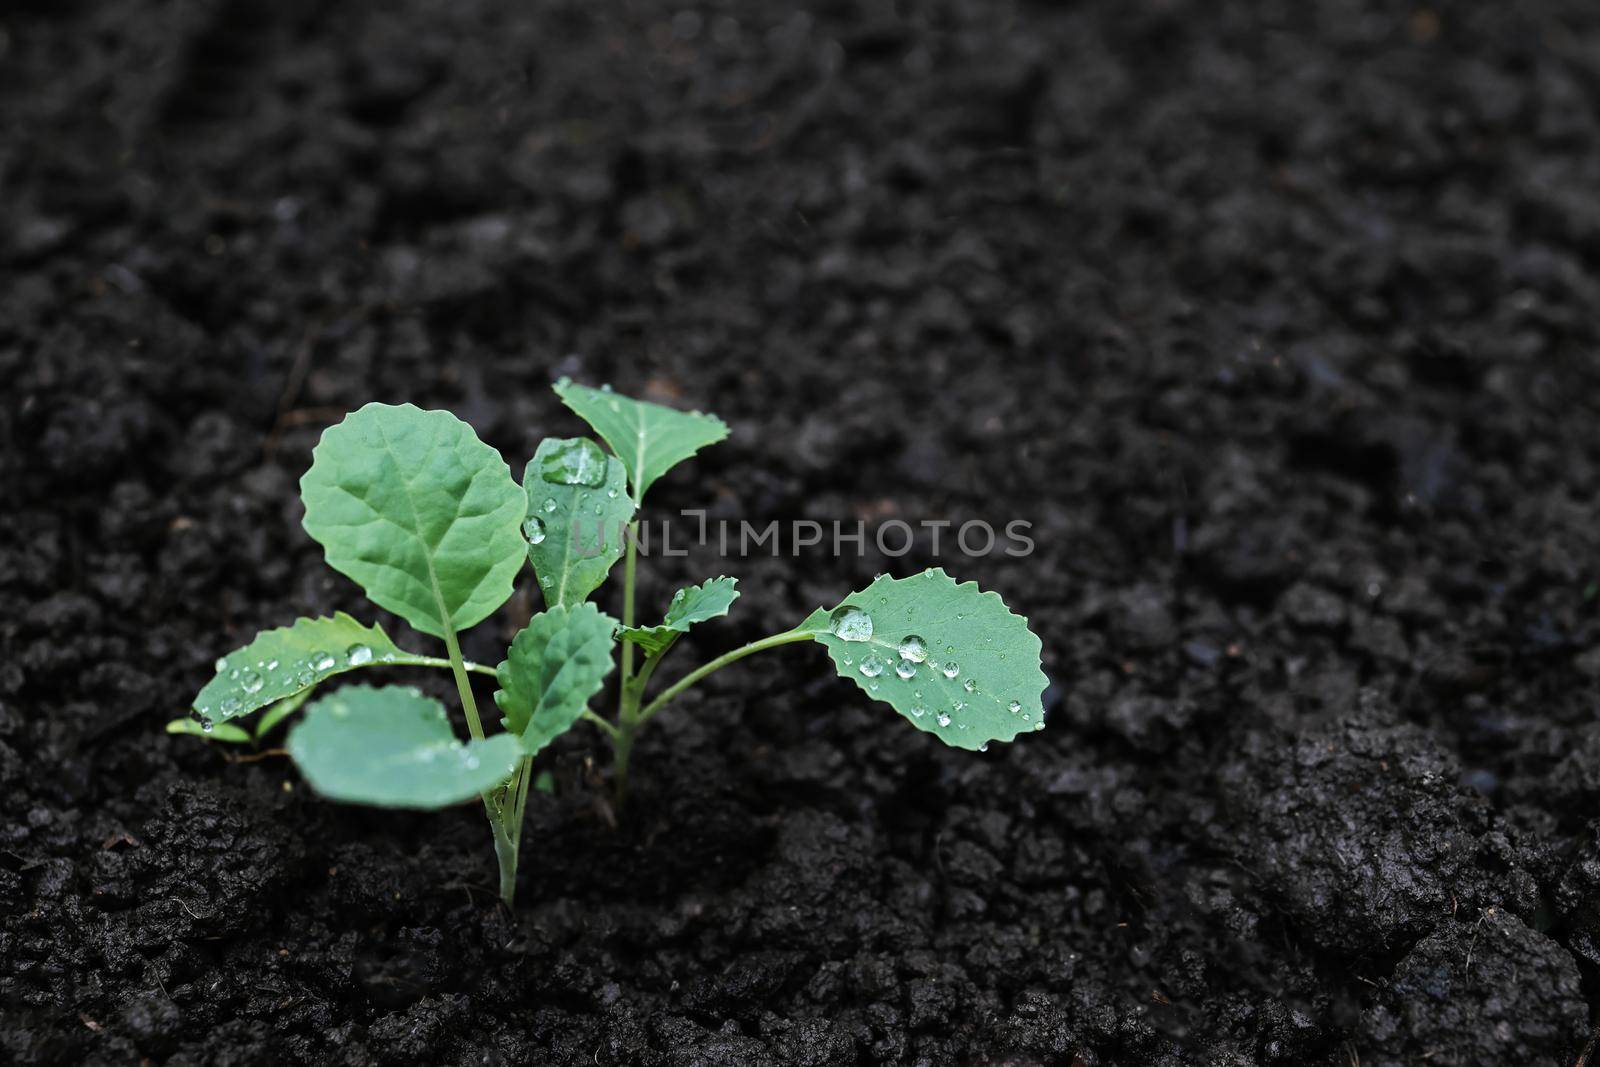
(5, 1, 1600, 1063)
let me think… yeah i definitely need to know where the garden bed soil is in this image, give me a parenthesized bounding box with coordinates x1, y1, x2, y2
(5, 1, 1600, 1064)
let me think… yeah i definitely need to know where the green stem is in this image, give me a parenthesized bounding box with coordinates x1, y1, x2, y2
(440, 627, 486, 742)
(637, 629, 815, 723)
(490, 809, 519, 907)
(582, 709, 621, 740)
(404, 655, 499, 678)
(440, 626, 517, 906)
(620, 521, 639, 685)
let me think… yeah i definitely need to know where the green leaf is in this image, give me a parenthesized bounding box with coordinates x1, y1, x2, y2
(193, 613, 422, 725)
(165, 718, 252, 743)
(286, 685, 521, 808)
(795, 569, 1047, 751)
(523, 437, 636, 607)
(494, 603, 617, 756)
(553, 378, 728, 502)
(256, 687, 315, 739)
(619, 576, 740, 655)
(300, 403, 527, 639)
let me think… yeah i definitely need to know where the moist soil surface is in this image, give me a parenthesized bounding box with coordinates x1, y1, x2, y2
(5, 1, 1600, 1064)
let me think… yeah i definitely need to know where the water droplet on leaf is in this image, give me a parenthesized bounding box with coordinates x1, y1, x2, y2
(963, 678, 978, 693)
(936, 712, 952, 727)
(540, 438, 608, 487)
(897, 635, 928, 663)
(858, 653, 886, 678)
(941, 661, 959, 679)
(895, 661, 917, 680)
(523, 517, 547, 544)
(346, 644, 373, 666)
(828, 605, 874, 642)
(311, 651, 336, 671)
(240, 670, 263, 694)
(1007, 700, 1022, 714)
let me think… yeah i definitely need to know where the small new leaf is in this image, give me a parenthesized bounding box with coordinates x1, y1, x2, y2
(256, 687, 315, 739)
(553, 378, 728, 502)
(166, 719, 252, 743)
(796, 568, 1047, 751)
(287, 685, 521, 808)
(619, 576, 740, 655)
(195, 613, 415, 725)
(300, 403, 527, 639)
(494, 604, 617, 757)
(523, 437, 635, 607)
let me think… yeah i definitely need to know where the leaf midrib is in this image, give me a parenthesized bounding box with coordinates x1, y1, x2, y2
(374, 416, 457, 635)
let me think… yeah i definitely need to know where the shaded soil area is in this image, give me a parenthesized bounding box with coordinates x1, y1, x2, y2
(5, 0, 1600, 1063)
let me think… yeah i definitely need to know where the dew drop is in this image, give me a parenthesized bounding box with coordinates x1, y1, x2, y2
(979, 743, 989, 753)
(465, 755, 481, 770)
(841, 653, 853, 665)
(606, 488, 619, 499)
(910, 705, 927, 718)
(1007, 700, 1022, 715)
(295, 667, 315, 686)
(201, 719, 214, 733)
(963, 678, 978, 693)
(214, 656, 228, 673)
(542, 497, 558, 514)
(895, 660, 917, 680)
(897, 635, 928, 663)
(936, 712, 952, 727)
(540, 438, 608, 487)
(523, 516, 547, 545)
(346, 644, 373, 666)
(941, 661, 960, 679)
(266, 659, 279, 671)
(240, 670, 263, 694)
(311, 650, 336, 671)
(858, 653, 886, 678)
(828, 605, 874, 642)
(220, 696, 240, 715)
(1033, 721, 1045, 731)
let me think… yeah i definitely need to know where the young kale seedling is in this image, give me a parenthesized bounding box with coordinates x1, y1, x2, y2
(174, 382, 1046, 907)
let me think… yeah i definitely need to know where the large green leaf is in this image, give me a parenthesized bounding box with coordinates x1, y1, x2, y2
(795, 569, 1047, 751)
(300, 403, 527, 639)
(619, 576, 740, 655)
(494, 604, 617, 756)
(286, 685, 521, 808)
(194, 613, 418, 725)
(523, 437, 635, 608)
(552, 378, 728, 502)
